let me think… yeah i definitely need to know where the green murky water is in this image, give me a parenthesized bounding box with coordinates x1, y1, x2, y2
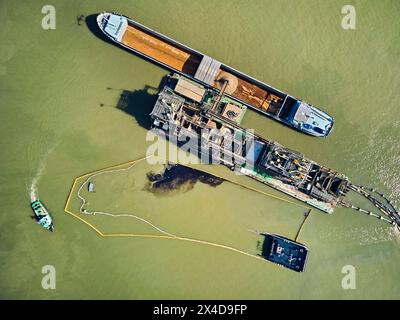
(0, 0, 399, 299)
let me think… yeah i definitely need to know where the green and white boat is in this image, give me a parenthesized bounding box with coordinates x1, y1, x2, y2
(31, 199, 54, 232)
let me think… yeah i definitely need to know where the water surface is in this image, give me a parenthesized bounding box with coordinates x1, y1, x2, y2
(0, 0, 399, 299)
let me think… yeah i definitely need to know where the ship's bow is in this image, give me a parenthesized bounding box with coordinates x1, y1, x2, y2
(96, 12, 128, 42)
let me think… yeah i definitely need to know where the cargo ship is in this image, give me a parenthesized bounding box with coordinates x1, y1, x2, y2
(149, 74, 400, 224)
(96, 12, 334, 137)
(31, 199, 54, 232)
(260, 233, 309, 272)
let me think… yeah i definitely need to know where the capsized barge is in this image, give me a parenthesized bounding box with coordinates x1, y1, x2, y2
(96, 12, 334, 137)
(149, 74, 400, 226)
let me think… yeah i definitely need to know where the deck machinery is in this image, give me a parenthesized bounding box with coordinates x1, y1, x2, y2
(151, 74, 350, 214)
(150, 74, 399, 227)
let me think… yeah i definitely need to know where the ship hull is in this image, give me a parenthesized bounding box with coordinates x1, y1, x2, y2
(240, 167, 335, 213)
(149, 75, 348, 214)
(31, 200, 54, 232)
(260, 233, 309, 272)
(96, 12, 334, 137)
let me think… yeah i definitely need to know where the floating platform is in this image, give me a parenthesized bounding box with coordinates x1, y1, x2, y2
(260, 233, 309, 272)
(151, 74, 349, 213)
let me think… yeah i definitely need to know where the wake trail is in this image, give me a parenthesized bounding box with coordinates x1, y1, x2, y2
(29, 143, 58, 202)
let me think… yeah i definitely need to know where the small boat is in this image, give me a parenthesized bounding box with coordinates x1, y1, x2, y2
(96, 12, 334, 137)
(260, 233, 309, 272)
(31, 199, 54, 232)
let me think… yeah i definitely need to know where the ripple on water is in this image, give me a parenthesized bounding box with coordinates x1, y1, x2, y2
(319, 224, 399, 246)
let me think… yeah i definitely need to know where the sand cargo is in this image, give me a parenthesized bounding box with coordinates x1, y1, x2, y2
(97, 12, 334, 137)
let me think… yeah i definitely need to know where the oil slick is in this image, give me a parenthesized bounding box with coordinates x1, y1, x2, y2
(146, 163, 224, 195)
(29, 144, 56, 202)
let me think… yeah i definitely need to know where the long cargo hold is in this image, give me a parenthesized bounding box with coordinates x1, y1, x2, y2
(96, 12, 334, 137)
